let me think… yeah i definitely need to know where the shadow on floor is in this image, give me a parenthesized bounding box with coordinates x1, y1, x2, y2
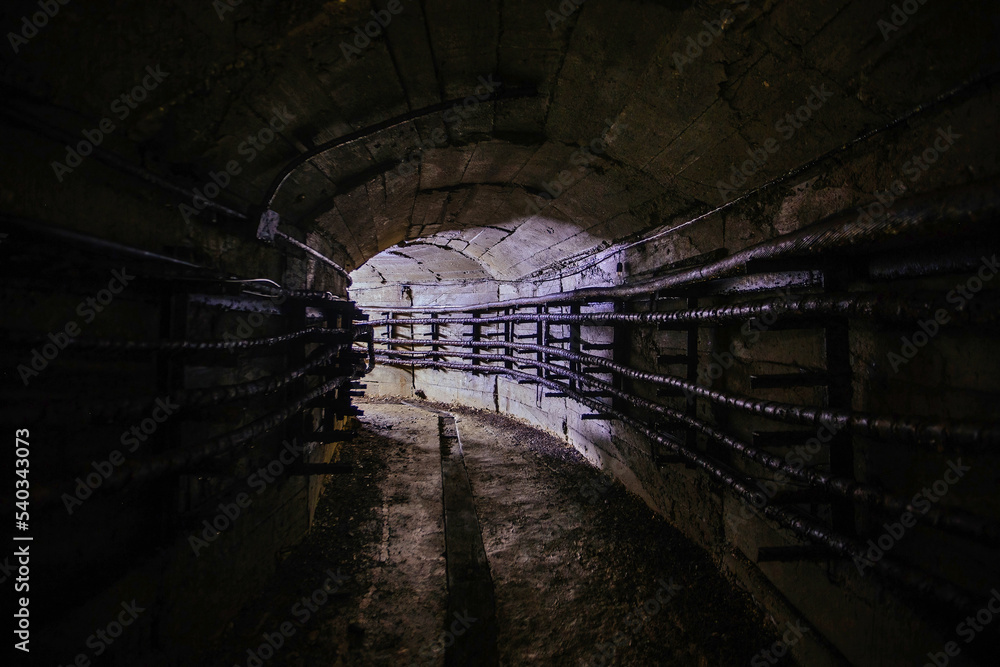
(194, 400, 788, 666)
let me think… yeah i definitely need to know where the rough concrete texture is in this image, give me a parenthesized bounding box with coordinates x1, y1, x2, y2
(193, 400, 791, 666)
(3, 0, 1000, 664)
(3, 0, 995, 287)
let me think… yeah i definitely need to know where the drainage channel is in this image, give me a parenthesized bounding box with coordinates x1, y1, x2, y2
(426, 407, 499, 666)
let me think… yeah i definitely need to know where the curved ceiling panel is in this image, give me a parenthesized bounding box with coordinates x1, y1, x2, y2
(3, 0, 995, 285)
(351, 241, 496, 308)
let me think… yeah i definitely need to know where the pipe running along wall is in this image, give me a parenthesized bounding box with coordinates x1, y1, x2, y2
(362, 182, 1000, 634)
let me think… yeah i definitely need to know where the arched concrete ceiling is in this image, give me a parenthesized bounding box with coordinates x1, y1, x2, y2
(355, 242, 492, 285)
(350, 242, 500, 307)
(5, 0, 996, 278)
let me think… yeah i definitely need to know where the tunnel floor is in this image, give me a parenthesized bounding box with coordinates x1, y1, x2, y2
(195, 401, 784, 666)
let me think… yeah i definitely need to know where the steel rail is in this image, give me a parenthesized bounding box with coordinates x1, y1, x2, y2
(33, 375, 358, 509)
(9, 326, 353, 352)
(375, 338, 1000, 450)
(4, 344, 356, 422)
(157, 345, 353, 408)
(378, 348, 998, 545)
(226, 282, 351, 304)
(366, 291, 1000, 327)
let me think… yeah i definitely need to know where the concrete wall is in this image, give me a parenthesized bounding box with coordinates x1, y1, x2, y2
(356, 89, 1000, 666)
(1, 114, 351, 664)
(5, 0, 999, 663)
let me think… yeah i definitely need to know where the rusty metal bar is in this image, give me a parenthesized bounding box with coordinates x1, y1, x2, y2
(34, 375, 358, 509)
(375, 354, 981, 612)
(373, 337, 1000, 450)
(377, 348, 998, 546)
(12, 326, 353, 352)
(367, 290, 1000, 328)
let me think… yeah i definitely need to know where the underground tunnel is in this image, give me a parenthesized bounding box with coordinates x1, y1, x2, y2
(1, 0, 1000, 665)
